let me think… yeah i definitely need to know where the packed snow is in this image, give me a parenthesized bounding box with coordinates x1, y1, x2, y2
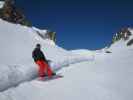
(0, 19, 133, 100)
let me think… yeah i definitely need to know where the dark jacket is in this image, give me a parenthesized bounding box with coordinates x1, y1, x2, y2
(32, 48, 47, 62)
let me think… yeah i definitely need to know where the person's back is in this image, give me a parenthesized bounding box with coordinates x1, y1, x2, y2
(32, 47, 46, 62)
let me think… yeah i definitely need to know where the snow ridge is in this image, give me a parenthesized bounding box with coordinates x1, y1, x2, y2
(0, 54, 94, 92)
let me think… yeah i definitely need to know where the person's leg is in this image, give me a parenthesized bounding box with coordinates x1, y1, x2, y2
(43, 61, 53, 77)
(36, 60, 45, 77)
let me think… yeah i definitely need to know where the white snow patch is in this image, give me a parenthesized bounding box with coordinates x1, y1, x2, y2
(0, 1, 4, 8)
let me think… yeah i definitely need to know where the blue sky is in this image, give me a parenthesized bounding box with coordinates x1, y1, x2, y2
(16, 0, 133, 50)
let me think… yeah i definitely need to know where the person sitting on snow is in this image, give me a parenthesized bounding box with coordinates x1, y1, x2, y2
(32, 43, 56, 80)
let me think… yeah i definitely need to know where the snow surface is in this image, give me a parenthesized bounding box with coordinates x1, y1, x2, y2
(1, 44, 133, 100)
(0, 1, 4, 8)
(0, 19, 133, 100)
(0, 19, 93, 92)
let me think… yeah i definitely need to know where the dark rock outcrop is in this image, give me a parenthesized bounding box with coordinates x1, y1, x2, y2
(112, 27, 132, 44)
(0, 0, 31, 26)
(127, 39, 133, 46)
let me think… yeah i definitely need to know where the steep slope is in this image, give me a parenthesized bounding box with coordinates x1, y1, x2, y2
(0, 19, 67, 91)
(0, 18, 133, 100)
(0, 19, 66, 65)
(0, 38, 133, 100)
(0, 19, 92, 92)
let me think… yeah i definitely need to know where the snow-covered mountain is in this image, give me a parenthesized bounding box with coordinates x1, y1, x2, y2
(111, 28, 133, 47)
(0, 19, 92, 92)
(0, 19, 133, 100)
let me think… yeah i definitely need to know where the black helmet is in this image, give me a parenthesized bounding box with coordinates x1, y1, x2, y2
(36, 43, 41, 48)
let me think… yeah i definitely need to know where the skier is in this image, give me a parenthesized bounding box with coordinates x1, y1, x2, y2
(32, 43, 56, 80)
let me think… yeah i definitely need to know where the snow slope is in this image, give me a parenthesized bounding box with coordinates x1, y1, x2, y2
(0, 19, 93, 92)
(0, 40, 133, 100)
(0, 19, 133, 100)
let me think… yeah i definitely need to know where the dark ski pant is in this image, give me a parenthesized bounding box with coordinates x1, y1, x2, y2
(36, 60, 53, 78)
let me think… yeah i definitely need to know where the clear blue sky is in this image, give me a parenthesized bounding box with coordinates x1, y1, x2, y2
(16, 0, 133, 50)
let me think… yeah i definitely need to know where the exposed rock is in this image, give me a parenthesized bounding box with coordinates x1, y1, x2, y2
(46, 31, 56, 42)
(0, 0, 31, 26)
(112, 27, 132, 44)
(127, 39, 133, 46)
(105, 51, 112, 53)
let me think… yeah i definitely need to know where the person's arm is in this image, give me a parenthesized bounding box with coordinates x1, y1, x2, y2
(40, 51, 47, 61)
